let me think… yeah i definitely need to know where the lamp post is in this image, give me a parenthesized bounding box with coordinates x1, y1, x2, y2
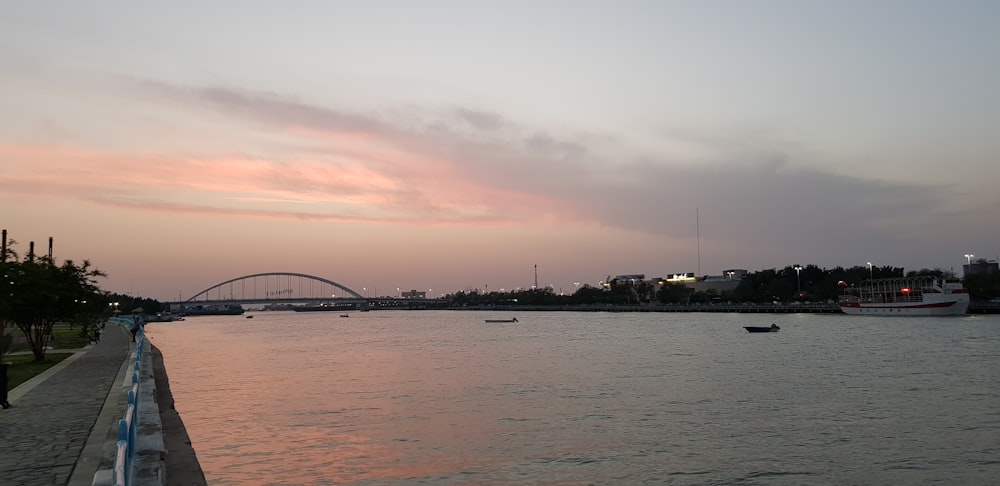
(867, 261, 873, 279)
(793, 265, 802, 294)
(965, 254, 974, 265)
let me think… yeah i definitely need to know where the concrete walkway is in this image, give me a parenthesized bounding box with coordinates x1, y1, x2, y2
(0, 325, 132, 485)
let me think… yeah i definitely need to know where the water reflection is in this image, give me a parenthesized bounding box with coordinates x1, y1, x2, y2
(148, 311, 1000, 484)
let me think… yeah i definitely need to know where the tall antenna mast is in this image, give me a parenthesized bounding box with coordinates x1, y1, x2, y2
(696, 207, 701, 276)
(534, 264, 538, 289)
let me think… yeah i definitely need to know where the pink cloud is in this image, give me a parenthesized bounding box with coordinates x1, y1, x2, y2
(0, 135, 571, 226)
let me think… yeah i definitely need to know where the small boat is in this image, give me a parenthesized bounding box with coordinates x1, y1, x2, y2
(245, 315, 254, 319)
(340, 314, 349, 318)
(485, 317, 518, 323)
(745, 324, 779, 333)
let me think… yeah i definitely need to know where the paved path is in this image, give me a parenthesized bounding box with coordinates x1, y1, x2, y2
(0, 325, 131, 486)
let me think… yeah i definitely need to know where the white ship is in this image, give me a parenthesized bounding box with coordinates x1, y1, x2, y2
(838, 276, 970, 316)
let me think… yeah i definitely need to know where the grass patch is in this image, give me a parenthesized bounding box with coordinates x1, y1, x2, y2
(50, 324, 93, 349)
(3, 353, 73, 389)
(5, 323, 95, 353)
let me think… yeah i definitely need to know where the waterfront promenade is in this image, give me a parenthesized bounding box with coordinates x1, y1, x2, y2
(0, 324, 205, 486)
(0, 324, 130, 485)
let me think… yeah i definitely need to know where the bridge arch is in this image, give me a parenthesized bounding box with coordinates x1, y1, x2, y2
(185, 272, 364, 302)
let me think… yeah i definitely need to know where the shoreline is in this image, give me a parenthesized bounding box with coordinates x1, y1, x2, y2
(150, 343, 208, 486)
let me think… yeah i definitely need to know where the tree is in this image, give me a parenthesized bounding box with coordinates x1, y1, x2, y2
(905, 268, 953, 278)
(1, 255, 106, 361)
(965, 272, 1000, 300)
(570, 284, 604, 305)
(0, 237, 17, 363)
(657, 282, 693, 304)
(105, 292, 162, 315)
(604, 281, 636, 305)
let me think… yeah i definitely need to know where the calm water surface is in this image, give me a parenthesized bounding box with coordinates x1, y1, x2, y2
(146, 311, 1000, 485)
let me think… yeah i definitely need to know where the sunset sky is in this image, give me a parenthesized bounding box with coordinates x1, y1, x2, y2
(2, 1, 998, 301)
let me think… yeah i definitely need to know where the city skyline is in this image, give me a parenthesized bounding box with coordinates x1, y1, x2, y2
(2, 2, 998, 300)
(2, 230, 989, 301)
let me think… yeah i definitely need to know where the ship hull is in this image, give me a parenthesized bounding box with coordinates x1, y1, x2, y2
(838, 299, 969, 316)
(838, 276, 970, 316)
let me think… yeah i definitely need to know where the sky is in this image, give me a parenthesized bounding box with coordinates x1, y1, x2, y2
(2, 1, 998, 301)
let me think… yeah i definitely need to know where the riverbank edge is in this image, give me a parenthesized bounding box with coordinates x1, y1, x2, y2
(88, 340, 206, 486)
(440, 302, 999, 314)
(150, 343, 208, 486)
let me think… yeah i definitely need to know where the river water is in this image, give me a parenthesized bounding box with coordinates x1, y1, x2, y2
(145, 311, 1000, 485)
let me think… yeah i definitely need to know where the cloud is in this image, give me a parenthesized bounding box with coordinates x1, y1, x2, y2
(137, 80, 390, 137)
(453, 107, 504, 132)
(4, 79, 994, 273)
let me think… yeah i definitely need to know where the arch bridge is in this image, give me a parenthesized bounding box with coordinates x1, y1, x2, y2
(179, 272, 366, 305)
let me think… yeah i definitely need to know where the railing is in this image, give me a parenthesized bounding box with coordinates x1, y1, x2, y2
(108, 316, 136, 326)
(112, 322, 144, 486)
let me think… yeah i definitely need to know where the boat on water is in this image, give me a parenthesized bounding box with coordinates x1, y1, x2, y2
(485, 318, 518, 323)
(745, 324, 779, 333)
(838, 276, 970, 316)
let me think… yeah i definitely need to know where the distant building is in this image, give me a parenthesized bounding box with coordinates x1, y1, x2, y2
(401, 289, 426, 299)
(686, 278, 740, 294)
(663, 273, 696, 283)
(604, 274, 647, 289)
(659, 269, 748, 294)
(964, 259, 999, 277)
(603, 269, 748, 295)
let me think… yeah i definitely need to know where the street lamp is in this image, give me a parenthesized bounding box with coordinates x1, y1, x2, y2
(965, 254, 975, 265)
(867, 261, 873, 279)
(793, 265, 802, 293)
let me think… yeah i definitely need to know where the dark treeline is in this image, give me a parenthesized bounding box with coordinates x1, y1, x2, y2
(1, 234, 163, 362)
(1, 243, 108, 361)
(106, 293, 164, 316)
(448, 264, 1000, 307)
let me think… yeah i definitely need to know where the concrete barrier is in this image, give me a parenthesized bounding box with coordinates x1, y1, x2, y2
(94, 323, 165, 486)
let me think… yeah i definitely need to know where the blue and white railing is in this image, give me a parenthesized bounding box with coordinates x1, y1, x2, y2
(112, 322, 145, 486)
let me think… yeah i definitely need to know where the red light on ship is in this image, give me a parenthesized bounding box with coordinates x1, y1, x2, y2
(901, 288, 910, 293)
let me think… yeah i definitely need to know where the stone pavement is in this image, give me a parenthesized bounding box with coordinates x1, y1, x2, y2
(0, 324, 131, 485)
